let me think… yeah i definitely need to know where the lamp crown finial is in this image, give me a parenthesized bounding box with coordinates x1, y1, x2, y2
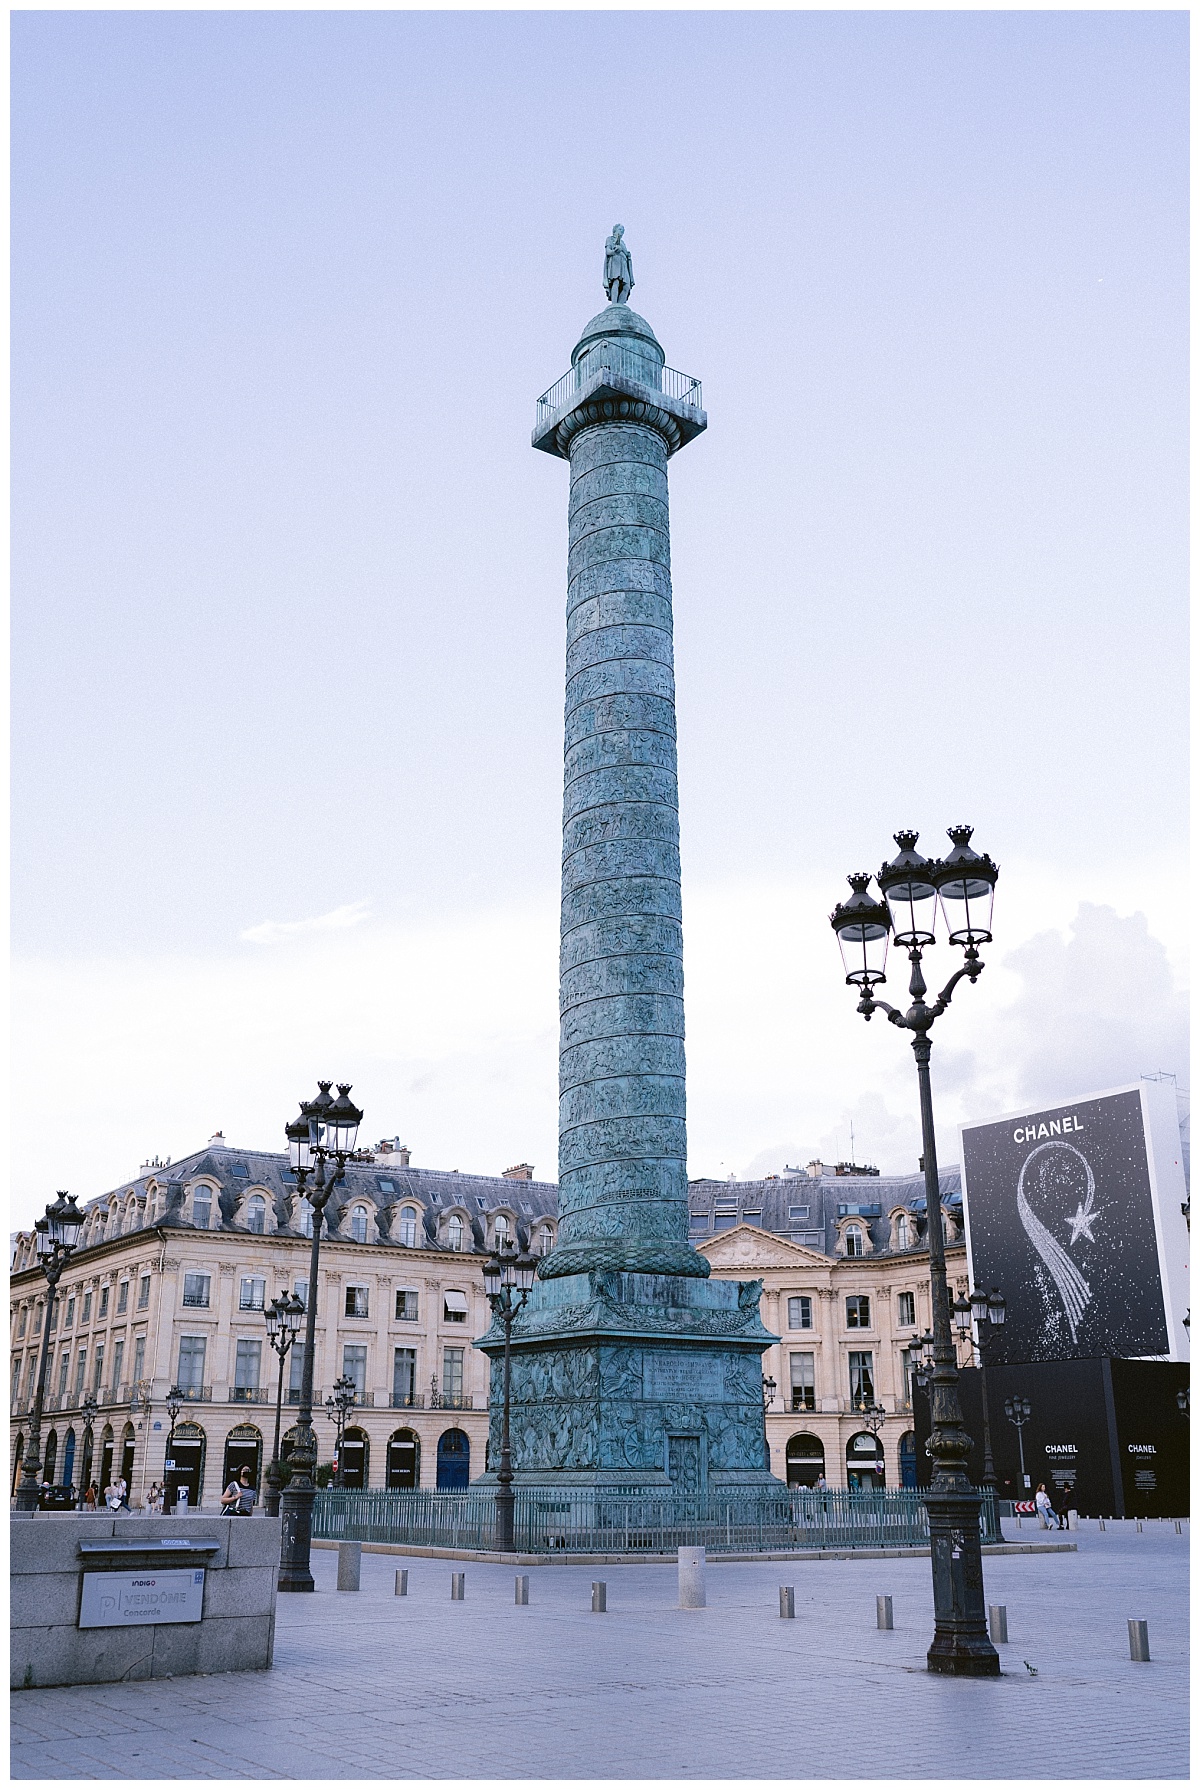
(893, 829, 919, 853)
(947, 824, 974, 847)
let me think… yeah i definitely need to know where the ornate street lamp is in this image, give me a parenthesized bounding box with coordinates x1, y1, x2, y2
(79, 1391, 98, 1504)
(325, 1375, 358, 1488)
(964, 1286, 1007, 1500)
(263, 1293, 305, 1516)
(164, 1385, 185, 1510)
(482, 1238, 537, 1552)
(831, 826, 1000, 1678)
(761, 1374, 777, 1470)
(1177, 1386, 1189, 1418)
(15, 1193, 86, 1513)
(1004, 1395, 1032, 1493)
(278, 1082, 363, 1593)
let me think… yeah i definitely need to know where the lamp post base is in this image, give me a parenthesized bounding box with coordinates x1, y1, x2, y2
(925, 1484, 1001, 1677)
(277, 1482, 316, 1593)
(264, 1461, 282, 1520)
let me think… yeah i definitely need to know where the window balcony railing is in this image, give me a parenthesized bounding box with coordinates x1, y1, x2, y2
(182, 1294, 210, 1308)
(536, 346, 703, 432)
(430, 1393, 473, 1410)
(229, 1387, 270, 1403)
(790, 1393, 817, 1413)
(391, 1392, 425, 1409)
(286, 1387, 324, 1404)
(174, 1384, 211, 1402)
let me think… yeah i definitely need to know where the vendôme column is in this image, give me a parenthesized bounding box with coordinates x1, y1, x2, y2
(475, 234, 777, 1491)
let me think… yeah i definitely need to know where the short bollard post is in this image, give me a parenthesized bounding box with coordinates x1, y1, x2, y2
(779, 1586, 795, 1619)
(1128, 1619, 1150, 1662)
(1174, 1520, 1182, 1534)
(988, 1604, 1009, 1644)
(451, 1572, 466, 1601)
(337, 1541, 362, 1592)
(876, 1595, 893, 1631)
(1098, 1517, 1106, 1531)
(515, 1575, 530, 1606)
(1136, 1519, 1143, 1532)
(1067, 1509, 1079, 1530)
(678, 1545, 706, 1609)
(395, 1569, 409, 1597)
(591, 1581, 607, 1613)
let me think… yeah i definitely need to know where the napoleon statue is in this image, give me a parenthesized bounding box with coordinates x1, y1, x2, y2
(603, 224, 634, 305)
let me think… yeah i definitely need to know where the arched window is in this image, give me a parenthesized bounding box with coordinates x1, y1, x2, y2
(534, 1224, 554, 1256)
(296, 1198, 313, 1238)
(846, 1430, 885, 1490)
(63, 1427, 77, 1492)
(192, 1187, 212, 1231)
(350, 1206, 368, 1244)
(844, 1224, 864, 1258)
(785, 1433, 825, 1488)
(436, 1428, 470, 1489)
(387, 1428, 420, 1489)
(44, 1429, 58, 1483)
(246, 1195, 267, 1235)
(398, 1206, 418, 1248)
(895, 1215, 909, 1250)
(339, 1427, 369, 1489)
(446, 1216, 464, 1253)
(899, 1431, 918, 1488)
(493, 1214, 510, 1246)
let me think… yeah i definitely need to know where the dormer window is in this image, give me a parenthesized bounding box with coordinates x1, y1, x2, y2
(192, 1188, 212, 1231)
(534, 1224, 554, 1256)
(493, 1214, 510, 1245)
(895, 1215, 909, 1250)
(844, 1224, 864, 1258)
(246, 1194, 267, 1235)
(398, 1206, 418, 1248)
(446, 1216, 464, 1253)
(350, 1206, 369, 1244)
(296, 1198, 314, 1238)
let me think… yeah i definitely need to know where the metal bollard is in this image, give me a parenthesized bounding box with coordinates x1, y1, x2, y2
(1128, 1619, 1150, 1662)
(1067, 1509, 1079, 1530)
(394, 1569, 408, 1597)
(1175, 1520, 1182, 1534)
(336, 1541, 361, 1592)
(1099, 1517, 1106, 1531)
(876, 1595, 893, 1631)
(988, 1604, 1009, 1644)
(678, 1545, 706, 1609)
(515, 1575, 529, 1605)
(451, 1572, 466, 1601)
(779, 1586, 795, 1619)
(1136, 1519, 1143, 1532)
(591, 1581, 606, 1613)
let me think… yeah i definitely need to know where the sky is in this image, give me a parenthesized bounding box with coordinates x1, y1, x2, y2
(11, 10, 1189, 1227)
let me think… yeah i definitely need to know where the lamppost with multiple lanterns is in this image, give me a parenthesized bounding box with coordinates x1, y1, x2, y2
(1004, 1395, 1033, 1492)
(482, 1238, 537, 1552)
(277, 1081, 363, 1592)
(164, 1385, 185, 1509)
(15, 1193, 86, 1513)
(953, 1286, 1007, 1495)
(831, 824, 1000, 1676)
(263, 1293, 305, 1515)
(325, 1375, 358, 1488)
(761, 1374, 777, 1470)
(79, 1392, 98, 1500)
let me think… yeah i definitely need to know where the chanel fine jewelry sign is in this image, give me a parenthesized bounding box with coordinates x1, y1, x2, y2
(80, 1569, 205, 1628)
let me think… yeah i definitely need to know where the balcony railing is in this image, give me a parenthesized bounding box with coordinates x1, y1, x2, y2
(536, 346, 703, 433)
(391, 1392, 425, 1409)
(429, 1393, 473, 1411)
(790, 1393, 817, 1413)
(174, 1384, 211, 1402)
(229, 1387, 270, 1403)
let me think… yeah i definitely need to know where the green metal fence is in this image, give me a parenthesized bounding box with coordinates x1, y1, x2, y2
(312, 1485, 1000, 1554)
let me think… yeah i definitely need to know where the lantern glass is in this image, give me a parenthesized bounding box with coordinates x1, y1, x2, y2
(515, 1250, 537, 1292)
(35, 1220, 54, 1260)
(969, 1287, 990, 1326)
(830, 874, 891, 988)
(264, 1299, 281, 1339)
(953, 1294, 973, 1335)
(878, 832, 938, 947)
(324, 1084, 363, 1156)
(483, 1254, 502, 1297)
(286, 1112, 314, 1173)
(987, 1289, 1007, 1327)
(46, 1191, 85, 1250)
(285, 1292, 306, 1336)
(934, 825, 998, 947)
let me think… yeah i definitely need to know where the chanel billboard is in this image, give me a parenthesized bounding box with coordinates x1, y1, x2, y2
(960, 1081, 1189, 1366)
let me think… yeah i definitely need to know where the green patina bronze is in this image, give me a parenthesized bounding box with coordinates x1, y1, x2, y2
(476, 237, 779, 1489)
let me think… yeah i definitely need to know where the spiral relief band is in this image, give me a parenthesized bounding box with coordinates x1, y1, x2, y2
(1016, 1141, 1093, 1340)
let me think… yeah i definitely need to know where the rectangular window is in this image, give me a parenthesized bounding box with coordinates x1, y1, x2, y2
(342, 1344, 367, 1398)
(17, 1307, 27, 1339)
(294, 1279, 309, 1310)
(901, 1348, 919, 1408)
(897, 1291, 916, 1328)
(92, 1344, 105, 1391)
(742, 1211, 762, 1225)
(65, 1298, 74, 1329)
(27, 1357, 39, 1401)
(789, 1351, 816, 1412)
(849, 1351, 875, 1407)
(192, 1191, 212, 1230)
(344, 1285, 369, 1319)
(12, 1357, 22, 1402)
(177, 1335, 207, 1391)
(392, 1347, 416, 1404)
(82, 1292, 92, 1325)
(395, 1289, 419, 1321)
(713, 1213, 737, 1230)
(183, 1274, 211, 1308)
(239, 1277, 266, 1312)
(32, 1303, 42, 1336)
(74, 1349, 87, 1394)
(132, 1335, 146, 1385)
(138, 1276, 151, 1311)
(788, 1207, 811, 1222)
(289, 1347, 304, 1396)
(442, 1346, 464, 1400)
(787, 1296, 813, 1330)
(688, 1216, 709, 1235)
(58, 1353, 70, 1397)
(99, 1287, 110, 1319)
(845, 1295, 871, 1329)
(49, 1301, 58, 1333)
(111, 1339, 125, 1392)
(443, 1290, 469, 1324)
(378, 1178, 396, 1194)
(117, 1282, 129, 1315)
(234, 1338, 262, 1391)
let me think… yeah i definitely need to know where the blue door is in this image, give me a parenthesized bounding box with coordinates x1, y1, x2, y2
(436, 1428, 470, 1489)
(900, 1432, 917, 1488)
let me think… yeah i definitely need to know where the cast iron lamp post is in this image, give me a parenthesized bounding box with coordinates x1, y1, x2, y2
(264, 1293, 305, 1515)
(278, 1082, 363, 1592)
(325, 1375, 358, 1488)
(831, 825, 1000, 1677)
(79, 1391, 98, 1502)
(1004, 1396, 1032, 1492)
(761, 1374, 777, 1469)
(957, 1287, 1007, 1498)
(164, 1385, 184, 1509)
(15, 1193, 86, 1512)
(482, 1238, 537, 1551)
(1177, 1387, 1189, 1418)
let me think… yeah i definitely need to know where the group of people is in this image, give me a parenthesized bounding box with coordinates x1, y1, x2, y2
(1033, 1481, 1073, 1530)
(42, 1464, 258, 1514)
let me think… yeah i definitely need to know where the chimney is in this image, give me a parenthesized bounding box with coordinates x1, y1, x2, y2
(502, 1163, 534, 1182)
(208, 1132, 225, 1148)
(399, 1145, 411, 1168)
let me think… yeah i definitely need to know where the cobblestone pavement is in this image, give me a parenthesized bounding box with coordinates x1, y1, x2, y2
(10, 1521, 1188, 1781)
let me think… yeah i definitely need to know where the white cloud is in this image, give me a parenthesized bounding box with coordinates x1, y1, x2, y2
(238, 900, 372, 946)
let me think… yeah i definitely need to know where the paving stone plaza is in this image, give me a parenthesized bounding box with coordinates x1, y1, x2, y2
(10, 1522, 1187, 1781)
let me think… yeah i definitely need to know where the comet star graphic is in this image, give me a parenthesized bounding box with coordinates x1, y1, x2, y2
(1067, 1189, 1100, 1245)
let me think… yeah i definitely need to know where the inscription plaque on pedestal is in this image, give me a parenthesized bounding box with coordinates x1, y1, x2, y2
(79, 1568, 205, 1627)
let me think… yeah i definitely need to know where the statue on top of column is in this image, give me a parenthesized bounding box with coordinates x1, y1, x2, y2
(603, 225, 634, 305)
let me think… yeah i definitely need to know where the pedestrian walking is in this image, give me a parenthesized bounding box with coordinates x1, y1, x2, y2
(113, 1474, 131, 1512)
(221, 1466, 257, 1516)
(84, 1481, 99, 1511)
(147, 1480, 164, 1515)
(1034, 1483, 1053, 1529)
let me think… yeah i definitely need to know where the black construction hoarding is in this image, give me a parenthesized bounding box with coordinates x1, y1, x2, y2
(913, 1359, 1190, 1517)
(960, 1089, 1170, 1364)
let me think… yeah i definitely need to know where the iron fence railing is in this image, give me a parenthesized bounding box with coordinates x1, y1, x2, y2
(313, 1486, 1000, 1554)
(536, 348, 703, 431)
